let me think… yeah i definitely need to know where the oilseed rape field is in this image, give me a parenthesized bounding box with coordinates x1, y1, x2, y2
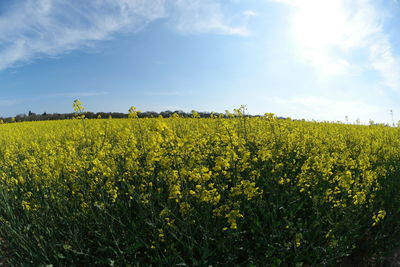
(1, 108, 400, 265)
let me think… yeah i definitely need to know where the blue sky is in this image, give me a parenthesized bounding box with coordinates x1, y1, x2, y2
(1, 0, 400, 123)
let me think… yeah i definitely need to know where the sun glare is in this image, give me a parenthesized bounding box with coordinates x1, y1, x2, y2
(294, 0, 348, 48)
(290, 0, 355, 74)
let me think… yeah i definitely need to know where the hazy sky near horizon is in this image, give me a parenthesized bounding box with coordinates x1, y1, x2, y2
(1, 0, 400, 123)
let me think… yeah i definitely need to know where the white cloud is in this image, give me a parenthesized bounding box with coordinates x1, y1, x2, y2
(0, 0, 249, 72)
(0, 91, 107, 109)
(273, 0, 400, 89)
(51, 91, 109, 98)
(369, 37, 400, 89)
(0, 99, 22, 107)
(270, 0, 298, 6)
(243, 10, 257, 17)
(144, 90, 184, 96)
(169, 0, 249, 36)
(273, 95, 385, 123)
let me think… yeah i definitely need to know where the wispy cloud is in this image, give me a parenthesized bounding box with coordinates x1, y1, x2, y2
(270, 0, 298, 6)
(368, 37, 400, 90)
(0, 91, 107, 108)
(0, 0, 249, 72)
(272, 0, 400, 90)
(243, 10, 257, 17)
(51, 91, 108, 98)
(143, 90, 184, 96)
(168, 0, 249, 36)
(273, 95, 383, 122)
(0, 99, 22, 107)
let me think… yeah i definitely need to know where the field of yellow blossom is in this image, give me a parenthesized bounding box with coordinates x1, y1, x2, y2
(1, 108, 400, 265)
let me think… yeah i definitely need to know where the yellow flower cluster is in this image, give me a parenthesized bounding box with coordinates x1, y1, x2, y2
(372, 210, 386, 227)
(0, 112, 394, 244)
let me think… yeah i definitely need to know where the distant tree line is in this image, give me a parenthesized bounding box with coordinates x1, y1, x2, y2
(0, 110, 263, 123)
